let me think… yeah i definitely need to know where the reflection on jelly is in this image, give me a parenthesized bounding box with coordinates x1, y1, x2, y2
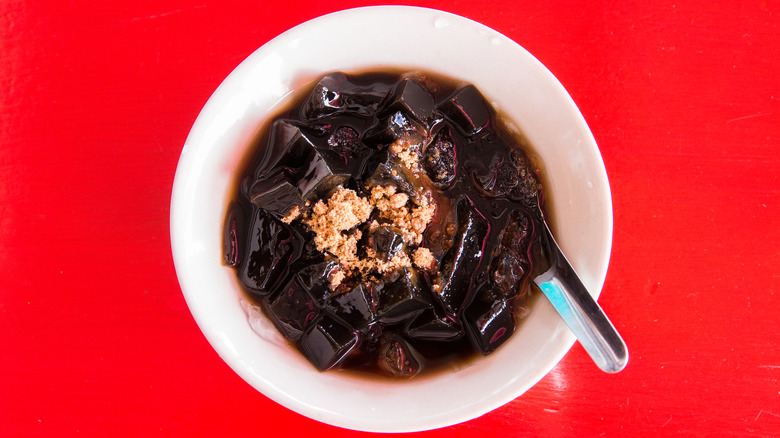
(226, 71, 546, 378)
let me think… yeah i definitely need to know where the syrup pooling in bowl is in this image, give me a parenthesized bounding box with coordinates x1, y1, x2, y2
(225, 71, 547, 378)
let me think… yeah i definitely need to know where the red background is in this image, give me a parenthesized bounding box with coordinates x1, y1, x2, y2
(1, 1, 778, 436)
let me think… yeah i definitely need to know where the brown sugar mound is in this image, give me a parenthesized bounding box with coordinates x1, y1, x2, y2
(299, 184, 437, 288)
(412, 247, 438, 271)
(303, 187, 372, 271)
(297, 130, 440, 288)
(369, 185, 435, 246)
(389, 138, 423, 172)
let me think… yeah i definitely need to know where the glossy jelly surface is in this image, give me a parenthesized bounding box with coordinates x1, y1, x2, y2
(225, 71, 546, 377)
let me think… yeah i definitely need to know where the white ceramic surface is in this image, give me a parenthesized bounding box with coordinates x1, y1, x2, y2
(170, 6, 612, 433)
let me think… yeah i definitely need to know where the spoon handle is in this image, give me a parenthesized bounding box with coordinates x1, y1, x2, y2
(533, 222, 628, 373)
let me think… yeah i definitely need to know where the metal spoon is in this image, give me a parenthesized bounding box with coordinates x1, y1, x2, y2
(533, 217, 629, 373)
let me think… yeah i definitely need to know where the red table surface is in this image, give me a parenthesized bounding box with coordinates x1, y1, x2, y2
(1, 0, 778, 436)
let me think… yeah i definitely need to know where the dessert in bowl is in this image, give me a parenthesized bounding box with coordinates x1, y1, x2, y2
(170, 6, 612, 432)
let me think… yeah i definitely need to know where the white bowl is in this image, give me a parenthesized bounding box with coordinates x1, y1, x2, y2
(170, 6, 612, 433)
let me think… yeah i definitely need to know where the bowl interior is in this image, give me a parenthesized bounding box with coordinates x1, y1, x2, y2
(170, 6, 612, 433)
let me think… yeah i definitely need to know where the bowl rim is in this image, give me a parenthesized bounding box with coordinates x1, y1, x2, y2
(170, 5, 612, 432)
